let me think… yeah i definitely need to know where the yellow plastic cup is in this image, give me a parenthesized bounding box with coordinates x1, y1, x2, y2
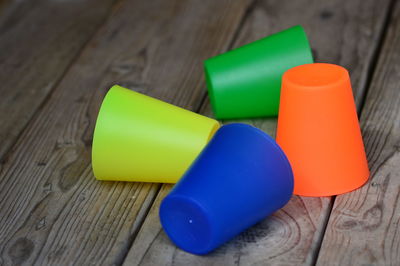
(92, 85, 220, 183)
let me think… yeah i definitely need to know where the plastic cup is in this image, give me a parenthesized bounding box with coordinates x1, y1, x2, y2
(92, 85, 220, 183)
(276, 63, 370, 196)
(159, 123, 294, 254)
(204, 25, 313, 119)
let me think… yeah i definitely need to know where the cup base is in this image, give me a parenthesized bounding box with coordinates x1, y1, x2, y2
(159, 195, 214, 254)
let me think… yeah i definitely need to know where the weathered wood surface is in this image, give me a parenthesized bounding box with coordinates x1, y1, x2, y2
(316, 2, 400, 265)
(124, 0, 394, 265)
(0, 0, 252, 265)
(0, 0, 117, 160)
(1, 0, 400, 265)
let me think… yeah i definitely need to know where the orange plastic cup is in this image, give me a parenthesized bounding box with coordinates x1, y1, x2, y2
(276, 63, 369, 196)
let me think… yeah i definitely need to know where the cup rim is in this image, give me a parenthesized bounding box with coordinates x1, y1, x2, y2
(283, 63, 349, 90)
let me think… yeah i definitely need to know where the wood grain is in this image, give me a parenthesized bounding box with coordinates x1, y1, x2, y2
(0, 0, 252, 265)
(0, 0, 118, 161)
(0, 0, 14, 19)
(123, 0, 393, 265)
(316, 2, 400, 265)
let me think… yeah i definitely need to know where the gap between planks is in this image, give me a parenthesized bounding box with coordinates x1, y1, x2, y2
(0, 1, 254, 265)
(0, 0, 121, 163)
(116, 1, 259, 264)
(122, 0, 395, 265)
(316, 0, 400, 264)
(312, 0, 398, 264)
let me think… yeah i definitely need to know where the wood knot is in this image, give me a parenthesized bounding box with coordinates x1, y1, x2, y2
(320, 10, 334, 20)
(36, 217, 47, 231)
(43, 182, 52, 193)
(8, 238, 34, 264)
(371, 182, 380, 187)
(338, 220, 359, 230)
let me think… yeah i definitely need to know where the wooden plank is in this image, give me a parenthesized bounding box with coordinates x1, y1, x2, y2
(123, 0, 393, 265)
(0, 0, 23, 24)
(0, 0, 252, 265)
(0, 0, 118, 161)
(0, 0, 14, 18)
(316, 2, 400, 265)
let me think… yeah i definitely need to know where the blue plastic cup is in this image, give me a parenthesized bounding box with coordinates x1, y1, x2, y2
(159, 123, 294, 254)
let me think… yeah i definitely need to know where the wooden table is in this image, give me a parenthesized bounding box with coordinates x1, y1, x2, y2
(0, 0, 399, 265)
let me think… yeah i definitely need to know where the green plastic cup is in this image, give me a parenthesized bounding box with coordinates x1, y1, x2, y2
(204, 25, 313, 119)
